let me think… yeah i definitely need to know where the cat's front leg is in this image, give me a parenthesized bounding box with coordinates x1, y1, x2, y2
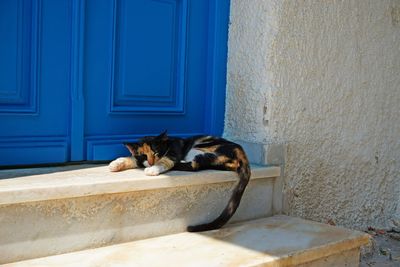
(144, 157, 175, 176)
(109, 157, 138, 172)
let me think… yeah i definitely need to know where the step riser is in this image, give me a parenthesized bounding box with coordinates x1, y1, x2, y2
(0, 177, 275, 264)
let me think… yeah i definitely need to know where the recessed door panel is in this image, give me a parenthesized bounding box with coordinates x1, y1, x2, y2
(111, 0, 186, 113)
(0, 0, 71, 166)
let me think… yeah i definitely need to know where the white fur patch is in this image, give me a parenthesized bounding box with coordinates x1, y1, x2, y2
(144, 165, 165, 176)
(143, 161, 151, 167)
(183, 149, 204, 162)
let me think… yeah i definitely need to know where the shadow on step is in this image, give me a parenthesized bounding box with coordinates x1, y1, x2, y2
(0, 163, 109, 179)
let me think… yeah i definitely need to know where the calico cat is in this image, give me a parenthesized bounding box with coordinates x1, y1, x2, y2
(108, 131, 251, 232)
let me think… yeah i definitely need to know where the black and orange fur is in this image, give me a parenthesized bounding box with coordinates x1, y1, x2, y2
(109, 131, 251, 232)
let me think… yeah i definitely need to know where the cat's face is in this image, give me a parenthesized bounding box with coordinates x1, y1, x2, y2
(125, 131, 168, 166)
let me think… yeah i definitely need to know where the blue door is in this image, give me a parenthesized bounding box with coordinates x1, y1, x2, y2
(0, 0, 230, 166)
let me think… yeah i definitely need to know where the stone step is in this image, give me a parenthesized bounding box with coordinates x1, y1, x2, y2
(0, 164, 281, 264)
(2, 215, 370, 267)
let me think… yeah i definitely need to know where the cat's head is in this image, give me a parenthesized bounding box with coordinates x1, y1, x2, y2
(124, 131, 169, 166)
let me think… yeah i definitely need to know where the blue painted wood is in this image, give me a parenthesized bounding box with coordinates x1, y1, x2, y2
(0, 0, 39, 113)
(205, 0, 230, 136)
(70, 0, 86, 161)
(84, 0, 232, 160)
(0, 137, 68, 166)
(110, 0, 188, 114)
(0, 0, 231, 165)
(0, 0, 71, 166)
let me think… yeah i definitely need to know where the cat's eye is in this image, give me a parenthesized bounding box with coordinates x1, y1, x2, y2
(154, 152, 159, 157)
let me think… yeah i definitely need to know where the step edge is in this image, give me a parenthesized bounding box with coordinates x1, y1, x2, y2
(0, 165, 280, 205)
(235, 215, 371, 266)
(258, 230, 370, 267)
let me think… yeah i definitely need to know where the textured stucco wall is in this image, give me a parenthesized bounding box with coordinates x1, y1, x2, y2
(225, 0, 400, 230)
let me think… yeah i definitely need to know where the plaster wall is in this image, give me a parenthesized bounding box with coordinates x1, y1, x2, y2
(225, 0, 400, 229)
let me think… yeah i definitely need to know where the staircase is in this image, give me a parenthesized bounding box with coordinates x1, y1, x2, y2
(0, 164, 369, 266)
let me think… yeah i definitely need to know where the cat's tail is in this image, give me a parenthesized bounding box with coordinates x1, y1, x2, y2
(187, 150, 251, 232)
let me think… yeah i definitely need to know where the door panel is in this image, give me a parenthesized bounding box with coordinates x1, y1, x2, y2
(84, 0, 214, 160)
(112, 0, 186, 113)
(0, 0, 71, 165)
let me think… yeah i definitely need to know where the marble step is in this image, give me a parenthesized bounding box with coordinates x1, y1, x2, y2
(0, 164, 281, 264)
(2, 215, 370, 267)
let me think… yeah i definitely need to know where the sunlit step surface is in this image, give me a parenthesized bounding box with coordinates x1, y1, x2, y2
(0, 164, 280, 205)
(3, 215, 370, 267)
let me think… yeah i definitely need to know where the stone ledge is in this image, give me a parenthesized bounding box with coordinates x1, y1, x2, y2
(233, 139, 287, 166)
(0, 164, 280, 205)
(4, 215, 370, 267)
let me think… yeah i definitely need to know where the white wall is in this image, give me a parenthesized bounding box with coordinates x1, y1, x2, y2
(225, 0, 400, 230)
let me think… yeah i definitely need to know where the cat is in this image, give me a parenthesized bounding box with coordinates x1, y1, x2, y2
(108, 131, 251, 232)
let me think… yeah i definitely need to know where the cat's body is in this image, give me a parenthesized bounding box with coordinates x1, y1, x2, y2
(109, 132, 251, 232)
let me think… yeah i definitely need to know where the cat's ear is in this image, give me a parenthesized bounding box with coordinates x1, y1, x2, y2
(124, 142, 138, 155)
(157, 130, 168, 141)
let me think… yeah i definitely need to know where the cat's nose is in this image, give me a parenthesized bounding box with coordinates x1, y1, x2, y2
(147, 158, 154, 165)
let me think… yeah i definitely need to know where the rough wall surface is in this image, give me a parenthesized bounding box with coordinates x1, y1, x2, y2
(225, 0, 400, 230)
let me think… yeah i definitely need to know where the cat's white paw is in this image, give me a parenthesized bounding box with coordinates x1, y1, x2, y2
(109, 158, 126, 172)
(144, 166, 163, 176)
